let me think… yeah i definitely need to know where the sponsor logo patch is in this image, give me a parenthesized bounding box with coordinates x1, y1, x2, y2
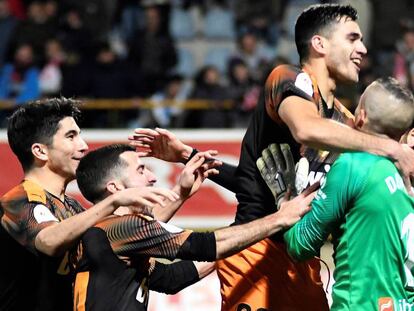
(378, 297, 394, 311)
(294, 72, 313, 97)
(33, 204, 59, 224)
(158, 221, 183, 233)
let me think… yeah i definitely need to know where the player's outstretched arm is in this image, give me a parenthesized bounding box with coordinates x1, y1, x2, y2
(129, 127, 194, 163)
(279, 96, 414, 194)
(213, 183, 317, 259)
(129, 127, 240, 193)
(34, 187, 179, 256)
(95, 186, 316, 263)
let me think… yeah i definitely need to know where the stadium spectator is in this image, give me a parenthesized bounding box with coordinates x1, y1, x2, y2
(0, 43, 40, 104)
(39, 38, 65, 96)
(0, 0, 17, 67)
(186, 65, 231, 128)
(128, 5, 177, 96)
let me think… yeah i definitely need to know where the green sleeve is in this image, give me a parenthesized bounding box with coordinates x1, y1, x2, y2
(284, 153, 361, 260)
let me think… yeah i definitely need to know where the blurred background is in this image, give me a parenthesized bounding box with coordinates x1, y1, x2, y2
(0, 0, 412, 309)
(0, 0, 413, 129)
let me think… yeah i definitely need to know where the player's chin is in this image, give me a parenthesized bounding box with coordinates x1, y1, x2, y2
(349, 66, 360, 82)
(341, 71, 359, 83)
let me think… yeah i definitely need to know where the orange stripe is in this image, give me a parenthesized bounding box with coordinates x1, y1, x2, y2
(73, 271, 89, 311)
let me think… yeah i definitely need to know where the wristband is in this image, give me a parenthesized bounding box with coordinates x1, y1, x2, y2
(184, 148, 199, 164)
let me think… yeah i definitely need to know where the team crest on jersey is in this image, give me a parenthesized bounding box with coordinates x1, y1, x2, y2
(33, 204, 59, 223)
(378, 297, 394, 311)
(294, 72, 313, 97)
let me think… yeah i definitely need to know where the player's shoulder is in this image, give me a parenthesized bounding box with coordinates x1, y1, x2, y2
(267, 64, 304, 83)
(336, 152, 396, 176)
(266, 64, 314, 98)
(1, 180, 47, 208)
(337, 152, 385, 164)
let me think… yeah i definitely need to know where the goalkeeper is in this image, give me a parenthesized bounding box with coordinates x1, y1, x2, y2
(276, 78, 414, 310)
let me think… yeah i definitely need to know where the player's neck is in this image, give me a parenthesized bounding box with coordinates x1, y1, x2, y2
(303, 60, 336, 108)
(358, 125, 393, 141)
(25, 168, 68, 200)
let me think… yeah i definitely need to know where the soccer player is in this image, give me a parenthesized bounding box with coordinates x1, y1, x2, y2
(73, 143, 317, 311)
(0, 98, 178, 311)
(284, 78, 414, 310)
(131, 4, 414, 309)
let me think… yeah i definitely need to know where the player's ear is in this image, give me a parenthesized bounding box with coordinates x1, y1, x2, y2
(310, 35, 328, 56)
(32, 143, 48, 161)
(355, 107, 366, 130)
(106, 180, 124, 194)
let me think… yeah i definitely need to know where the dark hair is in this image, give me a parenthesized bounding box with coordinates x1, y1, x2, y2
(76, 144, 135, 203)
(295, 4, 358, 64)
(7, 97, 81, 172)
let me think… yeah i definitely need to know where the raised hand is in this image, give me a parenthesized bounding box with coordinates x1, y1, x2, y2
(178, 151, 222, 198)
(112, 187, 179, 212)
(277, 182, 319, 228)
(128, 128, 194, 163)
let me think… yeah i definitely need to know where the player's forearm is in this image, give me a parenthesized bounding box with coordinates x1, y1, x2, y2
(296, 117, 399, 158)
(208, 162, 239, 193)
(214, 212, 285, 259)
(193, 261, 216, 279)
(283, 225, 321, 261)
(152, 185, 185, 222)
(149, 261, 200, 294)
(35, 195, 117, 256)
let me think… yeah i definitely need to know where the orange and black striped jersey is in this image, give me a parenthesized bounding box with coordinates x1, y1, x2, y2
(73, 216, 215, 311)
(234, 64, 354, 225)
(0, 179, 84, 311)
(92, 214, 193, 260)
(73, 227, 201, 311)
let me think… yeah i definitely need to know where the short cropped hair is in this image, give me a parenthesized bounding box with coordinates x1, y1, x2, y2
(76, 144, 135, 203)
(363, 77, 414, 140)
(295, 4, 358, 64)
(7, 97, 81, 172)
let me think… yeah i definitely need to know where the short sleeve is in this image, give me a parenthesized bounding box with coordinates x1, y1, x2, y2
(1, 201, 59, 254)
(265, 64, 315, 122)
(95, 214, 193, 260)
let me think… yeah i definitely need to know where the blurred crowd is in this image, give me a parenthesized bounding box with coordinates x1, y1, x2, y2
(0, 0, 413, 128)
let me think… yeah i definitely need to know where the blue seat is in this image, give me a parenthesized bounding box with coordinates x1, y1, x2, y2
(204, 7, 235, 39)
(170, 7, 196, 40)
(174, 47, 196, 78)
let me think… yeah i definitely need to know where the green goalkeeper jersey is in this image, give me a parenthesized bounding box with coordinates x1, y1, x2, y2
(284, 152, 414, 311)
